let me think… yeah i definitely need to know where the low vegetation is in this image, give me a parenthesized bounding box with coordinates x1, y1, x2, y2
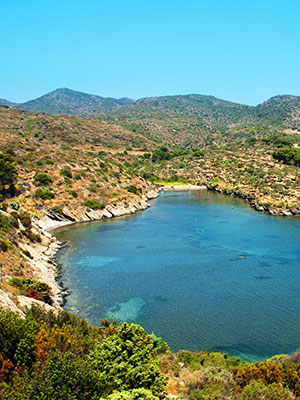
(1, 305, 300, 399)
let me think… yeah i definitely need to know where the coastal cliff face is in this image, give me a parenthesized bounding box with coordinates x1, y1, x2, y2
(38, 189, 159, 230)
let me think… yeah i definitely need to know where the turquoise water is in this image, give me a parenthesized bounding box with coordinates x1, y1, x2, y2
(55, 191, 300, 361)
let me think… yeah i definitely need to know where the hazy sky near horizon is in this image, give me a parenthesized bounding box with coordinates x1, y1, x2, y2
(1, 0, 300, 105)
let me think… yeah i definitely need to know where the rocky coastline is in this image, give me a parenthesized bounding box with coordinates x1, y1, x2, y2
(206, 184, 299, 217)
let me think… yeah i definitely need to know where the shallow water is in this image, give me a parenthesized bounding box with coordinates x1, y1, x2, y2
(55, 191, 300, 361)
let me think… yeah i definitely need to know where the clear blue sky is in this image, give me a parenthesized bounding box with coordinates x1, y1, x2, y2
(1, 0, 300, 105)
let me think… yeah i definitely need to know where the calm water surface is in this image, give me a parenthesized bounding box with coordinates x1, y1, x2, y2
(55, 191, 300, 361)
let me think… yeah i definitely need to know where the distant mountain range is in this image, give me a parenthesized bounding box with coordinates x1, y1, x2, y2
(0, 88, 135, 117)
(1, 88, 300, 147)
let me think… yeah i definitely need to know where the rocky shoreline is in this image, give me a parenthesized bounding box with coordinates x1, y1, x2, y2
(206, 184, 299, 217)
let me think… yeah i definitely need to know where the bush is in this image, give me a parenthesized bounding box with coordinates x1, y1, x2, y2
(89, 322, 167, 396)
(9, 277, 52, 305)
(151, 147, 172, 162)
(241, 381, 292, 400)
(18, 212, 32, 228)
(273, 148, 300, 166)
(0, 202, 8, 211)
(0, 308, 38, 367)
(35, 187, 55, 200)
(59, 167, 72, 179)
(0, 215, 18, 232)
(30, 350, 98, 400)
(66, 190, 78, 198)
(84, 200, 104, 210)
(101, 388, 160, 400)
(0, 151, 17, 189)
(34, 173, 52, 186)
(234, 361, 284, 388)
(126, 185, 141, 195)
(0, 240, 8, 252)
(24, 229, 41, 243)
(192, 149, 205, 157)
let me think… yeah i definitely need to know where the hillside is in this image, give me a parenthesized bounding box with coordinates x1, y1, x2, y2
(104, 94, 300, 147)
(0, 88, 135, 117)
(2, 89, 300, 148)
(256, 95, 300, 129)
(103, 94, 256, 147)
(0, 107, 159, 309)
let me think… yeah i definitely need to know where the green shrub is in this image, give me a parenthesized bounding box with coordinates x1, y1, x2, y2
(151, 147, 172, 162)
(0, 202, 8, 211)
(192, 149, 205, 157)
(89, 185, 97, 193)
(208, 177, 220, 187)
(66, 189, 78, 198)
(126, 185, 141, 195)
(34, 173, 52, 185)
(241, 381, 292, 400)
(18, 212, 32, 228)
(35, 187, 55, 200)
(89, 322, 167, 396)
(0, 151, 17, 189)
(0, 240, 8, 251)
(84, 200, 104, 210)
(59, 167, 72, 179)
(0, 308, 39, 367)
(24, 229, 41, 243)
(101, 388, 160, 400)
(273, 148, 300, 166)
(8, 277, 52, 304)
(0, 215, 18, 232)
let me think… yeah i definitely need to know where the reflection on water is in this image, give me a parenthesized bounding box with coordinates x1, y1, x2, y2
(55, 190, 300, 361)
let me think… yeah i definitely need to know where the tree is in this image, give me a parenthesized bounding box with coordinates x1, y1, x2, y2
(89, 323, 167, 397)
(0, 152, 17, 190)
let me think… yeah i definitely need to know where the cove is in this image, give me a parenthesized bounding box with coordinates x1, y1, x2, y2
(54, 190, 300, 361)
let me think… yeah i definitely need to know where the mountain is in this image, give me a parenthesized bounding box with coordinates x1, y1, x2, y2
(2, 89, 300, 147)
(0, 88, 135, 117)
(103, 94, 257, 146)
(104, 94, 300, 147)
(0, 98, 16, 107)
(255, 95, 300, 128)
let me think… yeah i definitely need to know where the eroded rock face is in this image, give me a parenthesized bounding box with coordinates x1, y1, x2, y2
(0, 289, 24, 316)
(38, 188, 160, 232)
(17, 295, 58, 314)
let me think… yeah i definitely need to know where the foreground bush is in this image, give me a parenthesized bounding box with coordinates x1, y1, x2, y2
(0, 306, 168, 400)
(241, 381, 292, 400)
(89, 323, 167, 397)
